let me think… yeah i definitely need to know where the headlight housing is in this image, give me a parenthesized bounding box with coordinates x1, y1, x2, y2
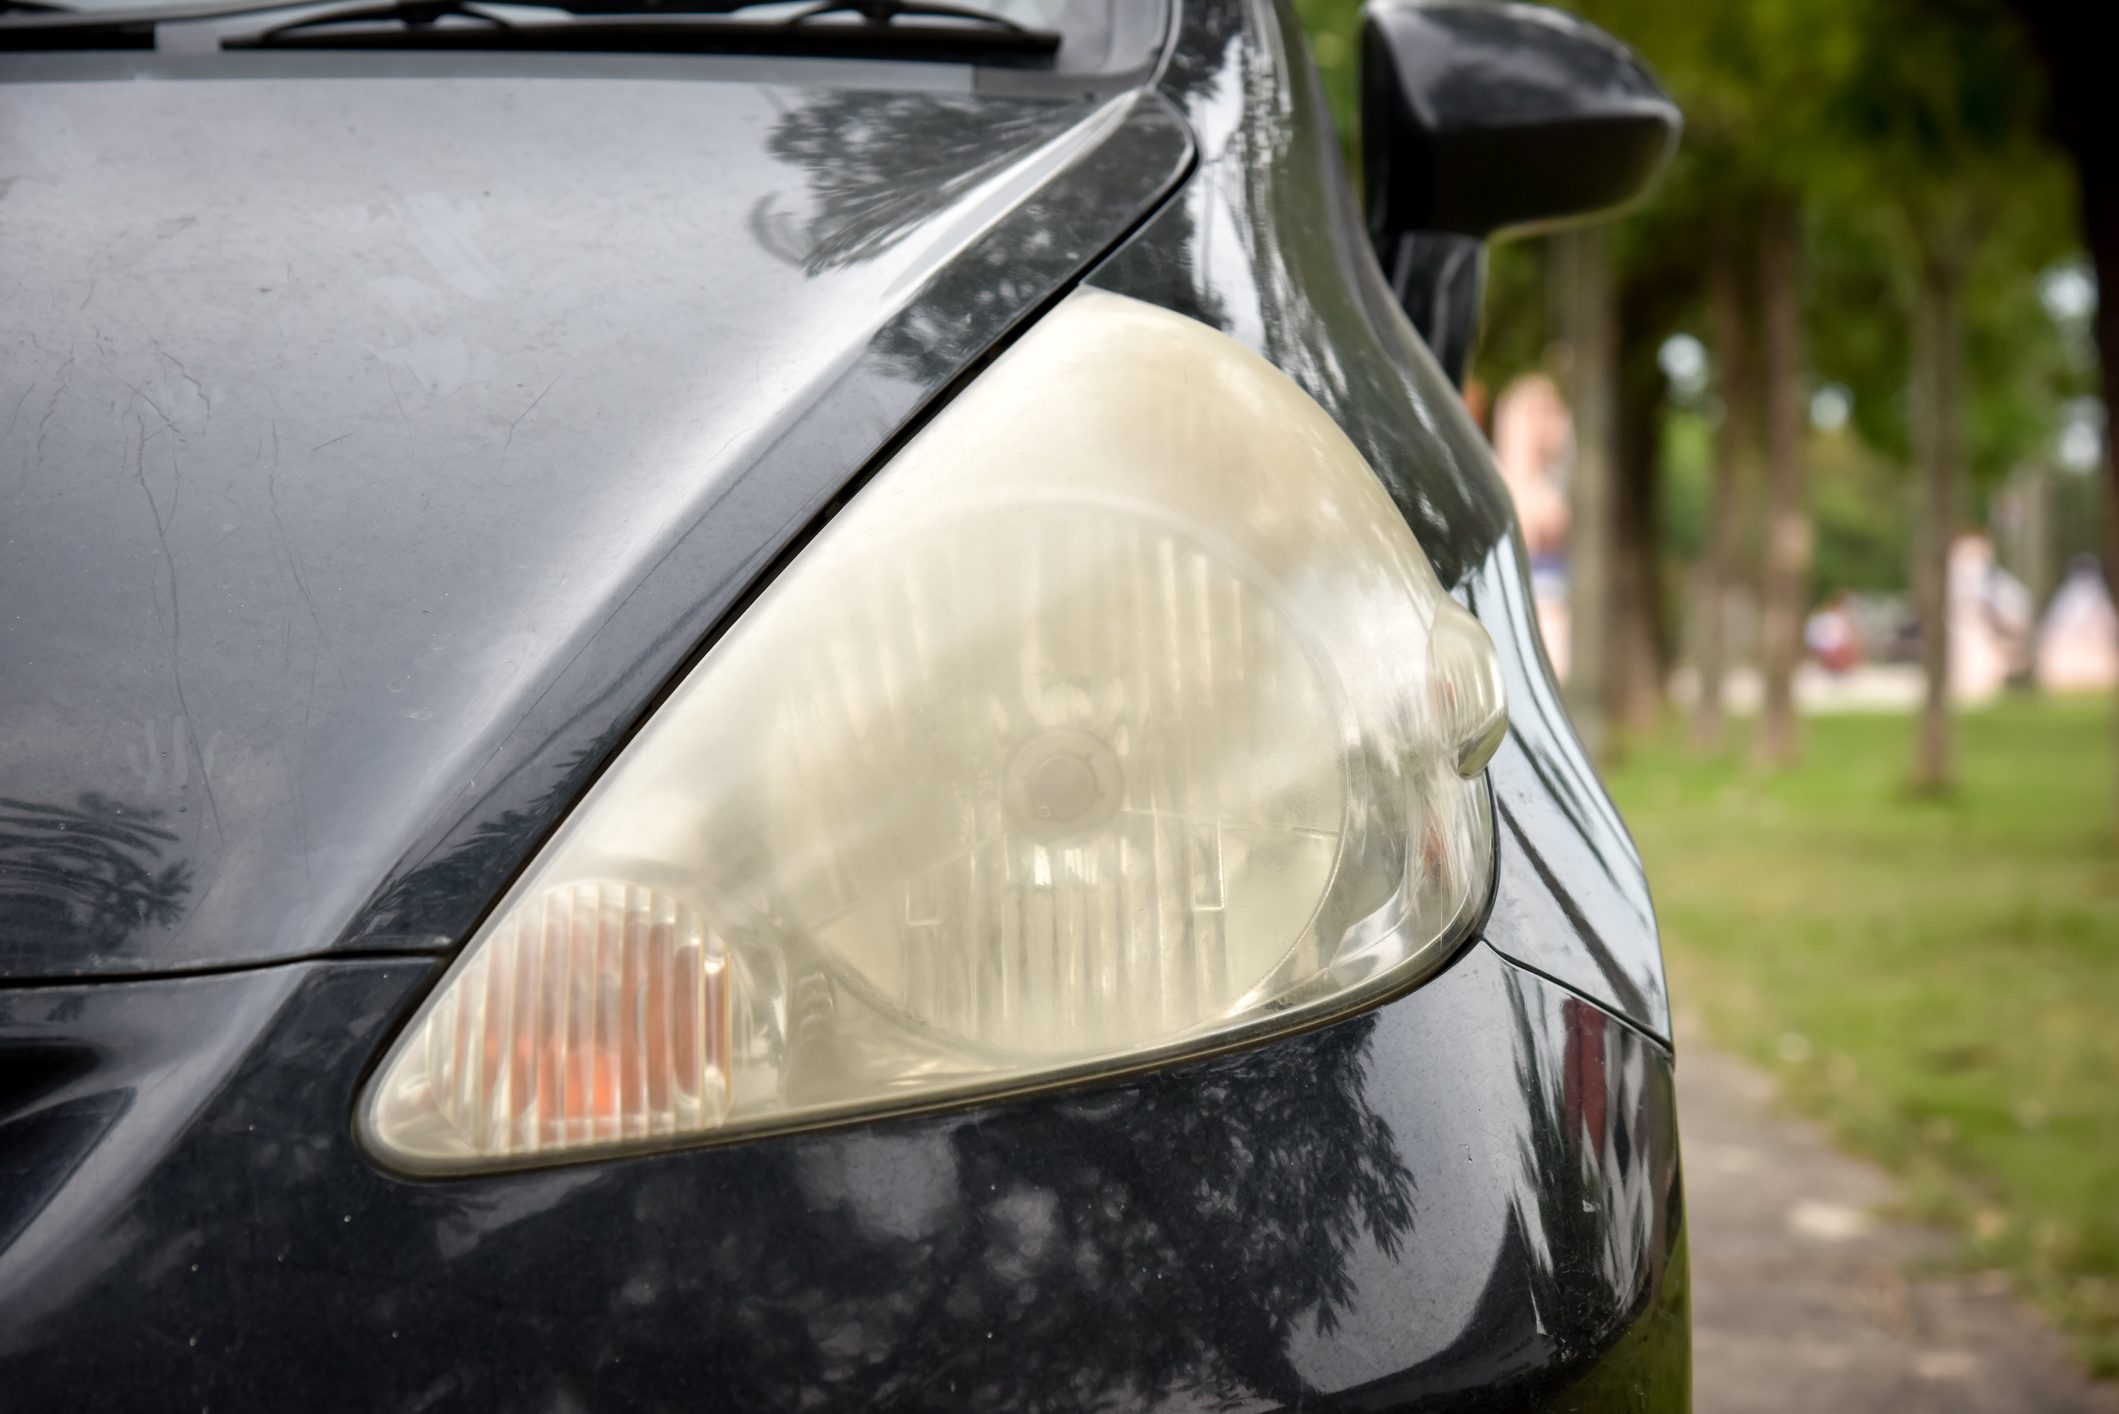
(361, 291, 1505, 1174)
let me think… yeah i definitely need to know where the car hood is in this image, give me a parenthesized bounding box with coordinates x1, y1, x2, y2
(0, 65, 1188, 978)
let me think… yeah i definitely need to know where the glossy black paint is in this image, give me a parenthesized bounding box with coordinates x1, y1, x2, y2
(1, 1, 1686, 1406)
(1090, 0, 1667, 1041)
(1379, 229, 1487, 387)
(1359, 1, 1678, 381)
(0, 943, 1684, 1409)
(0, 56, 1189, 979)
(0, 0, 1665, 1033)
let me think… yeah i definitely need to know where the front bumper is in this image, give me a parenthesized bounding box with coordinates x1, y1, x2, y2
(0, 939, 1684, 1410)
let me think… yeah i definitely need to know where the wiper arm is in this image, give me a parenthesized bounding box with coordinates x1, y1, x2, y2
(782, 1, 1033, 28)
(0, 0, 1060, 61)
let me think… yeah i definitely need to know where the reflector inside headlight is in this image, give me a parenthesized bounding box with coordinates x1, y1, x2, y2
(362, 290, 1505, 1173)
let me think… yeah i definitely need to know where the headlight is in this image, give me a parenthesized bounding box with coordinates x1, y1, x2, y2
(361, 291, 1505, 1174)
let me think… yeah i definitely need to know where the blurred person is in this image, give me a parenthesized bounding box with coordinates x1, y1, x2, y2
(1493, 372, 1573, 678)
(2036, 555, 2119, 692)
(1949, 532, 2035, 701)
(1805, 590, 1862, 674)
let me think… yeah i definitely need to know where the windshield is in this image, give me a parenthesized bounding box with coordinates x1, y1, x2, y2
(43, 0, 1082, 20)
(2, 0, 1158, 78)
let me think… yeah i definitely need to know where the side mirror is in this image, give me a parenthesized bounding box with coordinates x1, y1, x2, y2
(1360, 0, 1679, 383)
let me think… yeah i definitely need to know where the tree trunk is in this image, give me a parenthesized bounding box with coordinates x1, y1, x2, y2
(2072, 64, 2119, 828)
(2020, 466, 2054, 610)
(1555, 226, 1619, 763)
(2016, 0, 2119, 825)
(1910, 247, 1965, 795)
(1695, 222, 1752, 751)
(1612, 279, 1669, 739)
(1756, 196, 1810, 767)
(2107, 462, 2119, 811)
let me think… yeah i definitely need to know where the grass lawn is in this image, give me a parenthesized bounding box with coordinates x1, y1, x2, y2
(1605, 697, 2119, 1373)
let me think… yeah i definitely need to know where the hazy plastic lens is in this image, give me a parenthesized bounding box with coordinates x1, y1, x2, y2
(363, 291, 1505, 1173)
(767, 506, 1342, 1058)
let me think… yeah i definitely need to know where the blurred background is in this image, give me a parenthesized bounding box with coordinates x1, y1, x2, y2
(1297, 0, 2119, 1391)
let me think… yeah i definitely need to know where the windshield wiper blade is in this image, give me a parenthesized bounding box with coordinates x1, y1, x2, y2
(781, 1, 1033, 29)
(230, 3, 1059, 59)
(0, 0, 1059, 61)
(236, 0, 1057, 57)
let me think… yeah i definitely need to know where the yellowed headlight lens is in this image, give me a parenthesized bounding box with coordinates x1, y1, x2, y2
(362, 290, 1504, 1173)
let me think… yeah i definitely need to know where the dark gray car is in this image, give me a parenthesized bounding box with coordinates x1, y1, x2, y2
(0, 2, 1686, 1407)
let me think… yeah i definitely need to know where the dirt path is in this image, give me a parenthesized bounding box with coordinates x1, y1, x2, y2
(1677, 1015, 2118, 1414)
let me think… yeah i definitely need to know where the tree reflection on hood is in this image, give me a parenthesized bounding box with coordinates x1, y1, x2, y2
(580, 1014, 1414, 1411)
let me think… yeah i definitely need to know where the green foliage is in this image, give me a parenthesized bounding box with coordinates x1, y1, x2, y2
(1609, 701, 2119, 1375)
(1808, 205, 1915, 461)
(1808, 428, 1913, 595)
(1660, 413, 1913, 597)
(1291, 0, 2090, 597)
